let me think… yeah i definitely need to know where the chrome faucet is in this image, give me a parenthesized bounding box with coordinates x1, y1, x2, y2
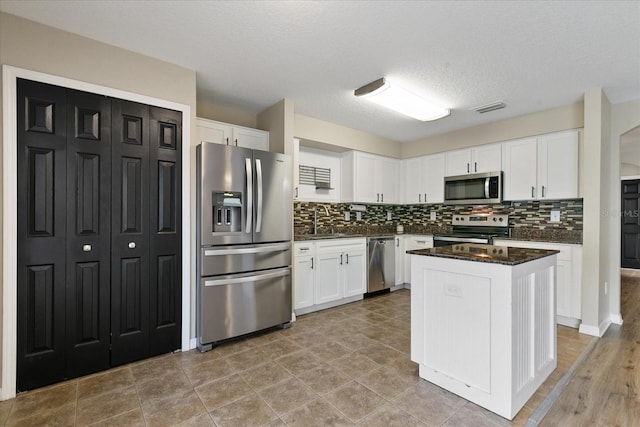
(313, 205, 330, 235)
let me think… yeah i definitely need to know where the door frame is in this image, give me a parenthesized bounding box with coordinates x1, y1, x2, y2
(2, 65, 192, 400)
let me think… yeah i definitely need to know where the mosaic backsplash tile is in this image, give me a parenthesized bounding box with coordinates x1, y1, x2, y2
(294, 199, 583, 243)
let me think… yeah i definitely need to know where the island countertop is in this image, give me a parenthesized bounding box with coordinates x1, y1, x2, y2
(407, 243, 559, 266)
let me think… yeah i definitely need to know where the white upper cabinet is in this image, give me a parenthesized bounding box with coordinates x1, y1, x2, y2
(402, 153, 445, 204)
(341, 151, 399, 204)
(196, 117, 269, 151)
(444, 144, 502, 176)
(537, 131, 579, 199)
(502, 130, 579, 201)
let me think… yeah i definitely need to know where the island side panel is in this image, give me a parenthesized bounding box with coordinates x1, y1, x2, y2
(410, 253, 557, 420)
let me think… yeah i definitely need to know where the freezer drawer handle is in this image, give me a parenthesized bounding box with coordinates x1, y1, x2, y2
(203, 243, 290, 256)
(204, 268, 290, 287)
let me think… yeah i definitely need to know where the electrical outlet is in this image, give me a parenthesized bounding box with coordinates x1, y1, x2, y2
(344, 211, 350, 221)
(356, 211, 362, 221)
(550, 210, 560, 222)
(430, 211, 437, 221)
(387, 211, 392, 221)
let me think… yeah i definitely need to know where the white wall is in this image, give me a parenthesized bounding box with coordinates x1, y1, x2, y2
(608, 100, 640, 323)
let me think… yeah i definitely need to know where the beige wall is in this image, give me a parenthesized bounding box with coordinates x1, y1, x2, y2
(0, 12, 198, 386)
(257, 99, 294, 155)
(401, 102, 584, 158)
(580, 89, 610, 334)
(294, 114, 402, 158)
(197, 99, 257, 129)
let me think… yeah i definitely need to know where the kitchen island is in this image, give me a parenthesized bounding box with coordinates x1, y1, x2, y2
(408, 244, 559, 420)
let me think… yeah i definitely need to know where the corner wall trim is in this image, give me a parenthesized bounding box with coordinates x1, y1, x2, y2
(578, 323, 601, 337)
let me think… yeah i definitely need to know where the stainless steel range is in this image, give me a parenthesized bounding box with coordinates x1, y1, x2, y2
(433, 214, 510, 247)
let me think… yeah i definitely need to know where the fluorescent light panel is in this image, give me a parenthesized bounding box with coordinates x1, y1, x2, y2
(354, 78, 450, 121)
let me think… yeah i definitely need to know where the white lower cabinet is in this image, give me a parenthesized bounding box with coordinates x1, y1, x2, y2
(294, 238, 366, 315)
(494, 239, 582, 326)
(403, 235, 433, 286)
(293, 243, 315, 310)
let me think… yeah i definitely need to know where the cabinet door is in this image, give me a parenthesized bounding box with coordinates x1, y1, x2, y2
(294, 255, 315, 310)
(404, 236, 433, 284)
(395, 236, 405, 285)
(471, 144, 501, 174)
(196, 119, 232, 145)
(445, 148, 472, 176)
(315, 251, 342, 304)
(423, 154, 445, 203)
(232, 127, 269, 151)
(538, 131, 578, 199)
(354, 152, 378, 203)
(343, 249, 366, 297)
(502, 137, 538, 200)
(403, 158, 424, 204)
(377, 157, 399, 204)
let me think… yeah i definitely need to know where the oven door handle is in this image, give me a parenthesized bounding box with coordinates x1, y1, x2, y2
(434, 236, 491, 244)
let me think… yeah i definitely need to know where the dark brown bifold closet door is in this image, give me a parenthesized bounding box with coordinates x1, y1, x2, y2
(622, 179, 640, 269)
(17, 79, 182, 391)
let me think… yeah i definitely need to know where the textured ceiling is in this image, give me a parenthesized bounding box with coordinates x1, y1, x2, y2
(1, 1, 639, 143)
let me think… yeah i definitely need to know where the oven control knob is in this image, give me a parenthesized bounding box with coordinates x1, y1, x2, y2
(492, 249, 497, 254)
(499, 249, 503, 254)
(493, 218, 497, 222)
(499, 218, 503, 222)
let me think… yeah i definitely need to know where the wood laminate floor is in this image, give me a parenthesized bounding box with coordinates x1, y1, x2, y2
(540, 269, 640, 426)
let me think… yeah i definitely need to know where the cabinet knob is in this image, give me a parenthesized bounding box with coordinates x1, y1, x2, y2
(418, 194, 421, 203)
(531, 186, 535, 198)
(128, 242, 136, 249)
(311, 257, 314, 269)
(542, 185, 546, 198)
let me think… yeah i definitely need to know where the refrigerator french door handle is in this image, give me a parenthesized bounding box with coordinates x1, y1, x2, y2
(204, 267, 290, 287)
(245, 158, 253, 233)
(256, 159, 263, 233)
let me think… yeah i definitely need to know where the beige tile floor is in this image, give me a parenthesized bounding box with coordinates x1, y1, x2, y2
(0, 289, 591, 426)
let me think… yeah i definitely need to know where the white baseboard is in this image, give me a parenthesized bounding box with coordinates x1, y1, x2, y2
(188, 338, 197, 350)
(556, 315, 581, 329)
(579, 318, 612, 337)
(610, 313, 623, 325)
(578, 323, 601, 337)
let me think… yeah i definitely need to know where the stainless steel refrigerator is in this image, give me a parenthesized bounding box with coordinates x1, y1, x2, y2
(196, 142, 292, 351)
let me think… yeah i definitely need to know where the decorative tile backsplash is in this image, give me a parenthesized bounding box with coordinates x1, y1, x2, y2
(294, 199, 583, 242)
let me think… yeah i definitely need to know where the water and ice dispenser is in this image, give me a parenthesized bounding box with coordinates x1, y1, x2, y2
(212, 192, 242, 233)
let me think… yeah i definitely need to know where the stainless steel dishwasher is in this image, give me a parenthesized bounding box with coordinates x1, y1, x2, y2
(367, 236, 395, 293)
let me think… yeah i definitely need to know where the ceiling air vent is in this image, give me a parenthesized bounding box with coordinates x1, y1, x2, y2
(471, 101, 506, 114)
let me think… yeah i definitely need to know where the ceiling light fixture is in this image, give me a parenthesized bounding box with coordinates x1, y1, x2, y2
(354, 77, 450, 121)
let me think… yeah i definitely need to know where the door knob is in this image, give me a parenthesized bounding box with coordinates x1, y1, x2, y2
(128, 242, 136, 249)
(82, 244, 92, 252)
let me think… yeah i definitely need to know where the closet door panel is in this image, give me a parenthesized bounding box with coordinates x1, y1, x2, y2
(111, 100, 150, 366)
(17, 79, 68, 391)
(66, 89, 112, 377)
(149, 107, 182, 355)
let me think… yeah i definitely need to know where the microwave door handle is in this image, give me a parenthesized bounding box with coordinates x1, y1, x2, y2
(484, 177, 490, 199)
(255, 159, 263, 233)
(245, 158, 253, 233)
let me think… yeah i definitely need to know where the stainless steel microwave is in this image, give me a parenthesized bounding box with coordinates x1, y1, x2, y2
(444, 171, 502, 205)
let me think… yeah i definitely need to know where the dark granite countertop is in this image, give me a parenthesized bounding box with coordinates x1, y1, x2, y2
(407, 244, 560, 266)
